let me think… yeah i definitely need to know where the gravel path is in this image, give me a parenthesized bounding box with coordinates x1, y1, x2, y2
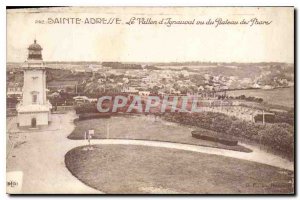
(83, 139, 294, 171)
(7, 112, 103, 194)
(6, 111, 293, 194)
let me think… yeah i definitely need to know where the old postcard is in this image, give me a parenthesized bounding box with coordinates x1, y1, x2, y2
(6, 7, 294, 194)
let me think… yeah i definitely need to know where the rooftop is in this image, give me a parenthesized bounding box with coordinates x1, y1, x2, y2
(28, 39, 43, 51)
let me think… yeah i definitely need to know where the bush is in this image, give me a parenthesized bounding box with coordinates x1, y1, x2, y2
(191, 131, 238, 146)
(273, 111, 294, 126)
(75, 103, 99, 114)
(259, 123, 294, 157)
(162, 112, 294, 159)
(209, 114, 233, 132)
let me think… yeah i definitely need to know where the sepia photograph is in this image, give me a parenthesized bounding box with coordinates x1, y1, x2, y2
(6, 6, 295, 194)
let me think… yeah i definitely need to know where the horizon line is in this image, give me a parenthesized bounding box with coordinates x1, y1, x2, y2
(6, 60, 294, 65)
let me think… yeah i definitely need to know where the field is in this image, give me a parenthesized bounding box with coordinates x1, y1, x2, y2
(68, 115, 251, 152)
(65, 145, 294, 194)
(225, 87, 294, 108)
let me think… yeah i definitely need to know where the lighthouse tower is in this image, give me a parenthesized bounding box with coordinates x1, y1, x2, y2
(17, 39, 52, 128)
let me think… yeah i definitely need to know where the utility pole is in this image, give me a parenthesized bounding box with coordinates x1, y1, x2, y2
(262, 110, 265, 125)
(59, 116, 62, 130)
(106, 119, 110, 139)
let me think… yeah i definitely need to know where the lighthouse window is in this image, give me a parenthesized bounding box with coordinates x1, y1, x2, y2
(32, 94, 38, 104)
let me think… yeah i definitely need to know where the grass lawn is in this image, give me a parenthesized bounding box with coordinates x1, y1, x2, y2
(68, 115, 251, 152)
(65, 145, 294, 194)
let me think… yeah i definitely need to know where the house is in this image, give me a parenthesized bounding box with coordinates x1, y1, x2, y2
(97, 78, 106, 83)
(73, 96, 90, 105)
(48, 80, 78, 93)
(123, 77, 129, 83)
(181, 70, 189, 77)
(74, 69, 85, 73)
(197, 86, 205, 91)
(122, 86, 139, 93)
(88, 64, 102, 72)
(7, 82, 23, 97)
(252, 83, 261, 88)
(204, 85, 214, 91)
(138, 91, 150, 96)
(262, 85, 274, 89)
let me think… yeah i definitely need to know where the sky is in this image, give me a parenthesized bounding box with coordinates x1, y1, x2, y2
(7, 7, 294, 63)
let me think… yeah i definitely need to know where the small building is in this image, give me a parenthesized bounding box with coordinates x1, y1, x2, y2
(7, 82, 23, 97)
(48, 80, 78, 93)
(121, 86, 139, 93)
(138, 91, 150, 96)
(73, 96, 90, 105)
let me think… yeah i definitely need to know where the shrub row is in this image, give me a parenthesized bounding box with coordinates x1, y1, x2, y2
(191, 131, 238, 146)
(162, 112, 294, 159)
(78, 113, 111, 121)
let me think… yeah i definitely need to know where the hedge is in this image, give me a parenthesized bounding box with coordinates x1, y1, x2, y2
(78, 113, 111, 121)
(162, 112, 294, 159)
